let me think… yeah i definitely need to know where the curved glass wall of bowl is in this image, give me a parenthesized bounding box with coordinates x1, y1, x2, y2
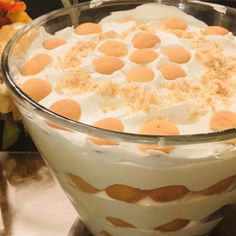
(3, 1, 236, 236)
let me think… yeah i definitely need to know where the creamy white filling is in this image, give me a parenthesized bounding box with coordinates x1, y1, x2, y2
(57, 171, 229, 235)
(25, 117, 236, 190)
(66, 183, 236, 226)
(88, 219, 221, 236)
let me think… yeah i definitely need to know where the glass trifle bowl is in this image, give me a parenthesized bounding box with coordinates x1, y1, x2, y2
(2, 0, 236, 235)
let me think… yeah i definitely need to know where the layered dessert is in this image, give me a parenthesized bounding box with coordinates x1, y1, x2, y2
(9, 3, 236, 236)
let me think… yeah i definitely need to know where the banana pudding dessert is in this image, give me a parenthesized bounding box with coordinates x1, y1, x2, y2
(8, 3, 236, 236)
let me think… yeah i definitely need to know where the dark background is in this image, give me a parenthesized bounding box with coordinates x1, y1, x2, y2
(24, 0, 236, 19)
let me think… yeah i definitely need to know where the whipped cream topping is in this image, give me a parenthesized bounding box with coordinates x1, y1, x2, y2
(15, 4, 236, 137)
(64, 181, 236, 230)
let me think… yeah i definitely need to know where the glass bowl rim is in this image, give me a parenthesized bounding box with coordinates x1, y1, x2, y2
(2, 0, 236, 145)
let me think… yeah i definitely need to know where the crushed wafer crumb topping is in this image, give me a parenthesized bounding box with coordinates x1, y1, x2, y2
(191, 38, 236, 108)
(52, 21, 236, 119)
(56, 40, 97, 69)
